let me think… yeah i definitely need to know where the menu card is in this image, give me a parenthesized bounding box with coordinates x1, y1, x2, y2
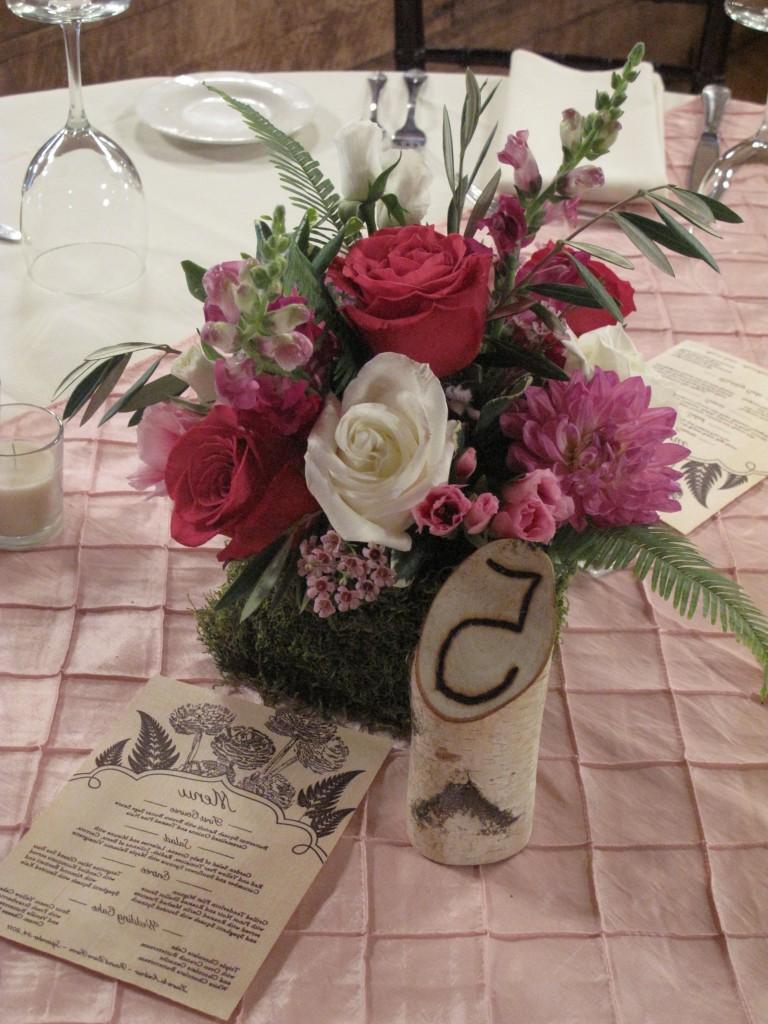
(0, 677, 390, 1019)
(649, 341, 768, 533)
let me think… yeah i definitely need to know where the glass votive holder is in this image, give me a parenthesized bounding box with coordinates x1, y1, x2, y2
(0, 403, 64, 549)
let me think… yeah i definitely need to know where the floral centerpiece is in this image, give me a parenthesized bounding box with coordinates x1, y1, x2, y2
(58, 45, 768, 736)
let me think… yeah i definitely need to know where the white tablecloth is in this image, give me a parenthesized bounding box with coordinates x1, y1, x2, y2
(0, 71, 690, 405)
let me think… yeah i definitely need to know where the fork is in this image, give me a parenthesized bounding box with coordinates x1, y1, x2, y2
(367, 71, 388, 132)
(392, 68, 428, 149)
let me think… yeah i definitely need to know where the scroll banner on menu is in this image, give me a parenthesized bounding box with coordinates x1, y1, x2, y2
(649, 341, 768, 534)
(0, 677, 390, 1019)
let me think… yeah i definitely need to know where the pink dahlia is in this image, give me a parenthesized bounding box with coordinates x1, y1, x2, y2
(500, 369, 690, 530)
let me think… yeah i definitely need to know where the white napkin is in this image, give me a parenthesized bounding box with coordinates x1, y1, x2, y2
(501, 50, 667, 203)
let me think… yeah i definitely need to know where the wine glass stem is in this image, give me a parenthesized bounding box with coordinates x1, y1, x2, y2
(759, 91, 768, 142)
(61, 21, 88, 131)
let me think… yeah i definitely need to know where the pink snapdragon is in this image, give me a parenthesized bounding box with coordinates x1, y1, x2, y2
(491, 470, 574, 543)
(258, 330, 315, 372)
(560, 108, 583, 151)
(128, 402, 200, 496)
(202, 260, 245, 324)
(478, 194, 533, 257)
(214, 355, 321, 437)
(498, 130, 541, 193)
(560, 165, 605, 197)
(501, 369, 690, 530)
(412, 485, 472, 536)
(542, 198, 581, 229)
(199, 260, 252, 355)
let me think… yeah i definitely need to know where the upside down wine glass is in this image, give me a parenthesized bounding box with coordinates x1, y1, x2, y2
(700, 0, 768, 198)
(7, 0, 146, 294)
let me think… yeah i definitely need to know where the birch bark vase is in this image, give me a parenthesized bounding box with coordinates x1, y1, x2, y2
(406, 539, 556, 866)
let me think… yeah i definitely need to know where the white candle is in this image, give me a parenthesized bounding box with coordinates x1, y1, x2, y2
(0, 440, 62, 539)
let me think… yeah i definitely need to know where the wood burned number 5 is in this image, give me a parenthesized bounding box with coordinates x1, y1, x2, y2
(435, 560, 542, 706)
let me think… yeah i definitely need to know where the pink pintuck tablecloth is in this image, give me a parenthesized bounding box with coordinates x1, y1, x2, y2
(1, 99, 768, 1024)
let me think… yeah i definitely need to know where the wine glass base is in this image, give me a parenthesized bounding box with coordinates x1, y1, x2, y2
(26, 242, 144, 295)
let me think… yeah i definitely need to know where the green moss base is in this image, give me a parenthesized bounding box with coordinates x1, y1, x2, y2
(196, 569, 453, 738)
(196, 558, 575, 739)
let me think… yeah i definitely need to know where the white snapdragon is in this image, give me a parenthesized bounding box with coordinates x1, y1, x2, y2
(170, 345, 216, 403)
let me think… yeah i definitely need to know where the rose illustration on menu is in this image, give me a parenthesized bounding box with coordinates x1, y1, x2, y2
(90, 697, 366, 852)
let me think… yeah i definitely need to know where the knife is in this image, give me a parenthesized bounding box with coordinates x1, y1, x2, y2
(688, 84, 731, 192)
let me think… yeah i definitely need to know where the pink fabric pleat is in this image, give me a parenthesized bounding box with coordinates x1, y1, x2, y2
(1, 99, 768, 1023)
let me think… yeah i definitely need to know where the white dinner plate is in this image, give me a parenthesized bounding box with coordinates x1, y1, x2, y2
(136, 72, 314, 145)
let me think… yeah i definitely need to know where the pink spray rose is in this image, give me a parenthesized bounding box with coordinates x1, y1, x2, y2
(465, 492, 500, 535)
(453, 447, 477, 483)
(498, 130, 541, 193)
(491, 469, 574, 544)
(412, 485, 472, 536)
(128, 402, 200, 496)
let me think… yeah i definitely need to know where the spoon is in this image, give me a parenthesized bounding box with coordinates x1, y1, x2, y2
(0, 224, 21, 243)
(699, 116, 768, 200)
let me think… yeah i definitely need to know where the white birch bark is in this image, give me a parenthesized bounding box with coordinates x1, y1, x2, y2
(406, 539, 556, 865)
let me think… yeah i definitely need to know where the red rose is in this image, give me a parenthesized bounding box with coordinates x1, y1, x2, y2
(517, 241, 636, 335)
(165, 405, 317, 562)
(326, 224, 493, 377)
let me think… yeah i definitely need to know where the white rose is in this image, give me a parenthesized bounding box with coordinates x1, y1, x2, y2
(170, 346, 216, 403)
(304, 352, 458, 551)
(377, 146, 432, 226)
(562, 324, 673, 406)
(335, 121, 383, 202)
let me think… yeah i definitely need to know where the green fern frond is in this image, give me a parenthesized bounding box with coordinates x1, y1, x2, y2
(209, 88, 342, 242)
(551, 523, 768, 698)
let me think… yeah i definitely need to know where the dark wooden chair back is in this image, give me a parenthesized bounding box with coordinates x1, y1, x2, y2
(393, 0, 732, 93)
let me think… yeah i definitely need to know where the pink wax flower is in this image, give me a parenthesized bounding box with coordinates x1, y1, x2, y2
(313, 595, 336, 618)
(202, 260, 246, 324)
(412, 484, 472, 536)
(498, 130, 541, 194)
(465, 492, 500, 535)
(297, 530, 396, 617)
(491, 470, 573, 544)
(500, 369, 690, 530)
(560, 165, 605, 197)
(453, 447, 477, 483)
(128, 401, 199, 496)
(478, 194, 533, 257)
(214, 355, 321, 438)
